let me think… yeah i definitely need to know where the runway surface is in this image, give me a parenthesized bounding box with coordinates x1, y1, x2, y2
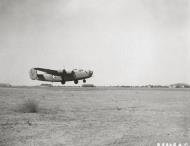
(0, 87, 190, 146)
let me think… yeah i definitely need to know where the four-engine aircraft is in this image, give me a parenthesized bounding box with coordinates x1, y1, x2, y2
(29, 67, 93, 84)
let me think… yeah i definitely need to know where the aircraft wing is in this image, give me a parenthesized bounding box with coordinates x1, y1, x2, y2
(34, 68, 60, 76)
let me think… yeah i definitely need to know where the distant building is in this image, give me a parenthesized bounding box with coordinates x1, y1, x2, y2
(169, 83, 190, 88)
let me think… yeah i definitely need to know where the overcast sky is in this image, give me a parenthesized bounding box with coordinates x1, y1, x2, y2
(0, 0, 189, 85)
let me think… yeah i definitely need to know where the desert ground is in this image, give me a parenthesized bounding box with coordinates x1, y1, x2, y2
(0, 87, 190, 146)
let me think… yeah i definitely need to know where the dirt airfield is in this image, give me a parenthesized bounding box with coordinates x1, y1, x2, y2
(0, 87, 190, 146)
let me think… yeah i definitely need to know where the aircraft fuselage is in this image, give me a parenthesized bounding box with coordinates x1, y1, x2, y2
(29, 68, 93, 84)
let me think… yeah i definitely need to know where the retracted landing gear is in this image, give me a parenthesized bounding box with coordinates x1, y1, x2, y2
(74, 80, 78, 84)
(61, 80, 65, 85)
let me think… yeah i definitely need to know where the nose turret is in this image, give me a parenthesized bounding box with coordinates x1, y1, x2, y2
(89, 70, 93, 76)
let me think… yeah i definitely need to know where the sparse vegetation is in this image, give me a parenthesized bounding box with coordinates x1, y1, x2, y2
(116, 107, 122, 111)
(18, 98, 39, 113)
(81, 84, 95, 87)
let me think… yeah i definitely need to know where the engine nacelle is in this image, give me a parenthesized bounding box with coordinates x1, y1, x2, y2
(58, 69, 73, 74)
(65, 70, 73, 74)
(57, 69, 66, 75)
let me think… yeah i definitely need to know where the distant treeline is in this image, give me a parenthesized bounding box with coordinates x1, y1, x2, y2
(119, 85, 169, 88)
(0, 83, 12, 87)
(0, 83, 190, 88)
(118, 83, 190, 88)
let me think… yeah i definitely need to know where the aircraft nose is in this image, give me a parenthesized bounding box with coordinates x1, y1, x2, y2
(89, 70, 93, 76)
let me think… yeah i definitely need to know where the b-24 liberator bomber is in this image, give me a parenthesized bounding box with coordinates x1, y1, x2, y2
(29, 67, 93, 84)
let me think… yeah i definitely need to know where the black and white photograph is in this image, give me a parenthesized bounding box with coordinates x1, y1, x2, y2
(0, 0, 190, 145)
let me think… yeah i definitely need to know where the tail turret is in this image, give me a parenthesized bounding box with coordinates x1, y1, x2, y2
(29, 68, 38, 80)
